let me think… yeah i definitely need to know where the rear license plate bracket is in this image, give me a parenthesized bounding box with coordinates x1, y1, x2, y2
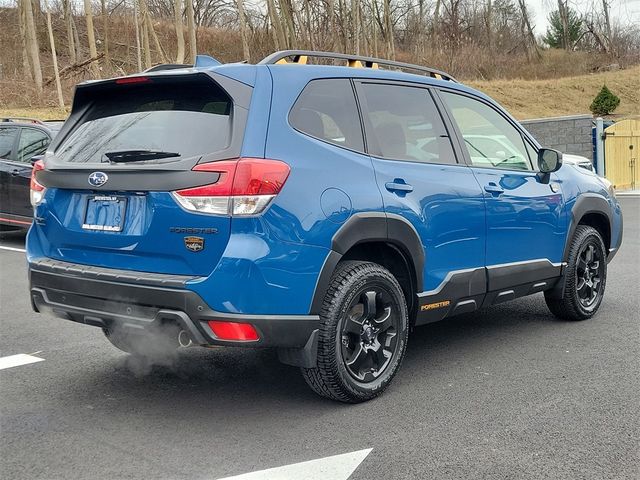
(82, 195, 127, 232)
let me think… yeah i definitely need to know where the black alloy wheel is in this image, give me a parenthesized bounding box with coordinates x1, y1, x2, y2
(545, 225, 608, 320)
(340, 289, 400, 382)
(575, 242, 605, 309)
(302, 260, 409, 403)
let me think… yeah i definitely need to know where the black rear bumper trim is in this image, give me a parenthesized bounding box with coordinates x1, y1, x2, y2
(29, 261, 320, 350)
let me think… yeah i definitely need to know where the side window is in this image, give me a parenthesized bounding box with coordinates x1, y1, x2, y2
(289, 79, 364, 152)
(0, 127, 18, 160)
(17, 128, 50, 163)
(441, 91, 533, 171)
(359, 83, 457, 164)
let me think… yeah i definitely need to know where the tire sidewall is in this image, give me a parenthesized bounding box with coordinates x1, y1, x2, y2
(323, 264, 409, 400)
(568, 228, 608, 318)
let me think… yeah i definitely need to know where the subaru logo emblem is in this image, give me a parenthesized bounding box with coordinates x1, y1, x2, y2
(88, 171, 108, 187)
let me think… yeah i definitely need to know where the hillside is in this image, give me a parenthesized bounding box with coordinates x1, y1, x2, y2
(468, 66, 640, 119)
(2, 65, 638, 122)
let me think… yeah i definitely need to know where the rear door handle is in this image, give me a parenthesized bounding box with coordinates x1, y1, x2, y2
(385, 181, 414, 193)
(484, 183, 504, 195)
(11, 169, 20, 176)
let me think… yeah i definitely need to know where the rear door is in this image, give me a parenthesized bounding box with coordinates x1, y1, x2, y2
(438, 90, 565, 294)
(0, 126, 20, 218)
(10, 127, 51, 218)
(33, 73, 251, 277)
(355, 80, 487, 323)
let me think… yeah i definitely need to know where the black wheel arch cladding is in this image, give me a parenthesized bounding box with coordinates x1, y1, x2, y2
(310, 213, 424, 315)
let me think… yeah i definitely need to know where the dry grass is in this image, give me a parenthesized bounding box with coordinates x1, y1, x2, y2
(2, 66, 639, 122)
(0, 107, 70, 121)
(469, 66, 640, 119)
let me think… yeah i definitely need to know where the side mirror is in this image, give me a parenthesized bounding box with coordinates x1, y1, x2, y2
(30, 155, 44, 166)
(538, 148, 562, 173)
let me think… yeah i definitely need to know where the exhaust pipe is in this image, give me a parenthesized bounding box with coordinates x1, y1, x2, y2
(177, 329, 193, 348)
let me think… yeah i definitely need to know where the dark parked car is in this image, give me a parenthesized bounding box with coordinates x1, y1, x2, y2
(0, 118, 62, 228)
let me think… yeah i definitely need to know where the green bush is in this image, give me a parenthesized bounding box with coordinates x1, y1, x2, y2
(590, 85, 620, 116)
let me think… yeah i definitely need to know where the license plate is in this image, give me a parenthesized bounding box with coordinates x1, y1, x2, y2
(82, 195, 127, 232)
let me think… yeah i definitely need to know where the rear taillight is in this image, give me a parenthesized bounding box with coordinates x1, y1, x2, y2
(172, 158, 290, 216)
(30, 160, 46, 207)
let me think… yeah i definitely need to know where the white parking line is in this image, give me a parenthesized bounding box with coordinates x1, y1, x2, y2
(217, 449, 372, 480)
(0, 354, 44, 370)
(0, 245, 26, 253)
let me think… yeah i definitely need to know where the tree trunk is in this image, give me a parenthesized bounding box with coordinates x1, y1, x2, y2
(518, 0, 541, 61)
(139, 0, 152, 68)
(17, 0, 32, 81)
(485, 0, 493, 49)
(352, 0, 360, 54)
(44, 0, 64, 107)
(235, 0, 251, 61)
(326, 0, 336, 51)
(22, 0, 42, 94)
(84, 0, 100, 77)
(62, 0, 77, 65)
(557, 0, 571, 51)
(133, 0, 142, 71)
(174, 0, 185, 63)
(147, 13, 167, 62)
(303, 0, 315, 50)
(383, 0, 394, 59)
(101, 0, 110, 72)
(266, 0, 286, 51)
(602, 0, 613, 55)
(185, 0, 197, 62)
(433, 0, 441, 46)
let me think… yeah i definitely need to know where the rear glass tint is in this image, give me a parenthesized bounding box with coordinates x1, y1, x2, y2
(55, 80, 232, 164)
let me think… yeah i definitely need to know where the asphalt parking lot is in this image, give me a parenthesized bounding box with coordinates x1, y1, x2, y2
(1, 197, 638, 480)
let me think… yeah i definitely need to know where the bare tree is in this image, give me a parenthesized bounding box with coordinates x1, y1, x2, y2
(101, 0, 111, 72)
(140, 0, 152, 68)
(236, 0, 251, 61)
(21, 0, 42, 94)
(84, 0, 101, 77)
(44, 0, 64, 107)
(175, 0, 186, 63)
(186, 0, 197, 61)
(518, 0, 541, 60)
(557, 0, 571, 51)
(62, 0, 77, 65)
(133, 0, 142, 71)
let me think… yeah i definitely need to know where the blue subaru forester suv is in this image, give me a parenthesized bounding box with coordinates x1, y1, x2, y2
(27, 51, 623, 403)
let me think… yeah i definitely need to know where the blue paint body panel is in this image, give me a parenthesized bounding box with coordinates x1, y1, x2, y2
(26, 61, 623, 318)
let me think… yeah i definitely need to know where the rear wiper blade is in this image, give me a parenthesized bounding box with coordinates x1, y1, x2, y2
(103, 150, 181, 163)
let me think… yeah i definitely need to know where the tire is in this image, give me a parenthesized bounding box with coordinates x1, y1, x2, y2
(545, 225, 607, 321)
(301, 261, 409, 403)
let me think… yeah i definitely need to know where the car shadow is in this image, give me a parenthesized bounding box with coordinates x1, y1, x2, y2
(63, 294, 561, 422)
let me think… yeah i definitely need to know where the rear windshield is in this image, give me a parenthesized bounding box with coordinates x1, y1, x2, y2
(55, 80, 232, 164)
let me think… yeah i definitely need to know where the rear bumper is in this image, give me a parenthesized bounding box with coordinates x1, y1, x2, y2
(28, 258, 320, 352)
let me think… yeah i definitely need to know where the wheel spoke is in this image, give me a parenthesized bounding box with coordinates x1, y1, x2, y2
(576, 277, 586, 291)
(373, 306, 393, 332)
(363, 291, 377, 320)
(344, 314, 363, 335)
(345, 343, 368, 374)
(577, 256, 588, 273)
(372, 346, 389, 374)
(586, 245, 594, 263)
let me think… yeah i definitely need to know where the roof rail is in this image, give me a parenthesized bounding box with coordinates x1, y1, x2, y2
(1, 117, 45, 125)
(259, 50, 457, 82)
